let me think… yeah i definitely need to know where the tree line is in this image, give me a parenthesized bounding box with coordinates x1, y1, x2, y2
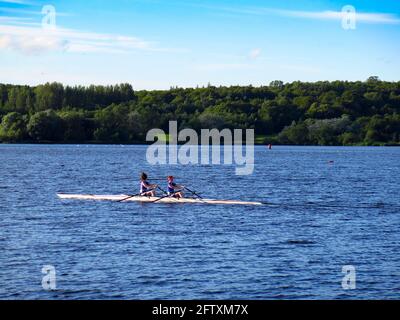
(0, 77, 399, 145)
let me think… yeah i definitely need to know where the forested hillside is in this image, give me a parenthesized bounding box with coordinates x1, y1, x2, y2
(0, 77, 399, 145)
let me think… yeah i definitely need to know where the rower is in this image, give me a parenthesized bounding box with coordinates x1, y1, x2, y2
(140, 172, 157, 197)
(167, 176, 184, 198)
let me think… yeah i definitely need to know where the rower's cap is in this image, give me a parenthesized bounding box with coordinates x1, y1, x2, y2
(167, 176, 174, 180)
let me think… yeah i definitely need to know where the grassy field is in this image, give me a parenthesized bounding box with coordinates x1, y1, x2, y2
(153, 133, 275, 145)
(154, 133, 170, 142)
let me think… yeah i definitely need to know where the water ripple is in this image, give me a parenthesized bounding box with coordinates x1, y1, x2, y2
(1, 145, 399, 299)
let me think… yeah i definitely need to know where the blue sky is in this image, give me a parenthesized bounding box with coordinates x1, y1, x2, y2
(0, 0, 399, 89)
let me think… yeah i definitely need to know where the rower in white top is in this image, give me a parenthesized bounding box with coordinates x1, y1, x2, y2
(140, 172, 158, 197)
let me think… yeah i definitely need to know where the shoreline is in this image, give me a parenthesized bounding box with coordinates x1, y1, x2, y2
(1, 142, 399, 147)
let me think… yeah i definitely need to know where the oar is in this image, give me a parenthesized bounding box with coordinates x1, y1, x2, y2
(118, 188, 156, 202)
(157, 186, 168, 195)
(152, 193, 173, 203)
(184, 187, 203, 199)
(117, 192, 143, 203)
(183, 187, 206, 203)
(152, 188, 187, 203)
(119, 185, 166, 203)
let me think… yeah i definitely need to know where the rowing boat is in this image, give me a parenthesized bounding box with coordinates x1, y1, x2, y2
(57, 193, 263, 206)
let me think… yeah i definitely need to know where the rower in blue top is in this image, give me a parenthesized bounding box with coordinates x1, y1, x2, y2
(167, 176, 184, 199)
(140, 172, 158, 197)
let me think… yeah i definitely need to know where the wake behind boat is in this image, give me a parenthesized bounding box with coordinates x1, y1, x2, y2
(57, 193, 263, 206)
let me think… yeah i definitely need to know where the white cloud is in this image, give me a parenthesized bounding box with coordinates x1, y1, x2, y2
(0, 34, 68, 54)
(194, 4, 400, 25)
(0, 7, 72, 17)
(0, 24, 171, 55)
(0, 0, 30, 4)
(0, 16, 32, 22)
(276, 9, 400, 24)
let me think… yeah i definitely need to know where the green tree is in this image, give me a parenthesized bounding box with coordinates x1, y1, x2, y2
(269, 80, 284, 89)
(197, 113, 227, 130)
(60, 110, 88, 142)
(93, 104, 130, 142)
(279, 122, 310, 145)
(307, 116, 352, 145)
(27, 110, 65, 141)
(1, 79, 400, 145)
(0, 112, 28, 141)
(339, 132, 359, 145)
(34, 82, 64, 111)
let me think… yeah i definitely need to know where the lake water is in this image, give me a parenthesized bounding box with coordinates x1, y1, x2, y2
(0, 144, 399, 299)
